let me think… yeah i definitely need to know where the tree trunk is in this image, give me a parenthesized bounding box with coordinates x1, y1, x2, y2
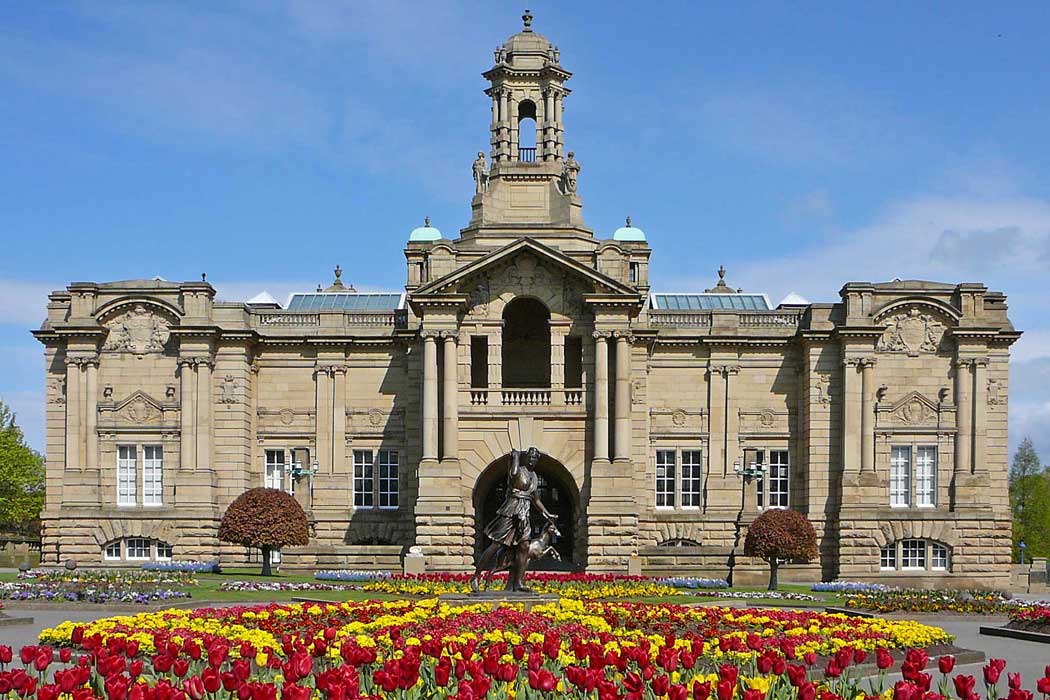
(768, 560, 779, 591)
(261, 546, 272, 577)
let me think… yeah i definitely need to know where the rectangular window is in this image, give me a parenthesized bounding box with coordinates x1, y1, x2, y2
(564, 337, 583, 389)
(142, 445, 163, 506)
(378, 450, 399, 509)
(901, 538, 926, 569)
(890, 446, 911, 507)
(126, 537, 150, 560)
(655, 450, 676, 508)
(880, 544, 897, 570)
(353, 450, 375, 508)
(767, 450, 790, 509)
(470, 337, 489, 388)
(117, 445, 138, 506)
(931, 543, 948, 570)
(681, 450, 703, 508)
(156, 542, 173, 560)
(915, 446, 937, 507)
(265, 450, 286, 492)
(629, 262, 640, 284)
(104, 541, 122, 560)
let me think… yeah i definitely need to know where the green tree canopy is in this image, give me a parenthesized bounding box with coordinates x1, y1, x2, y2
(1010, 436, 1050, 560)
(0, 398, 45, 536)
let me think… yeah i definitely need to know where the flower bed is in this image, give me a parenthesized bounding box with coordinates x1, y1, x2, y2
(142, 560, 220, 574)
(813, 580, 889, 593)
(0, 581, 190, 604)
(314, 570, 391, 582)
(218, 581, 358, 593)
(20, 599, 1046, 700)
(661, 576, 730, 589)
(844, 588, 1021, 614)
(18, 568, 196, 586)
(362, 572, 681, 599)
(693, 590, 820, 602)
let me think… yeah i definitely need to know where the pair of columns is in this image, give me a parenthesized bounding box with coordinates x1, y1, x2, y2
(314, 363, 348, 475)
(422, 331, 458, 462)
(954, 357, 987, 476)
(177, 356, 214, 471)
(592, 331, 632, 463)
(842, 357, 878, 472)
(64, 355, 99, 471)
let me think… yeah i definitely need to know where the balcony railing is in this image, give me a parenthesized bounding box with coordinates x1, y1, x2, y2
(518, 147, 536, 162)
(253, 309, 407, 329)
(466, 388, 584, 408)
(648, 311, 712, 327)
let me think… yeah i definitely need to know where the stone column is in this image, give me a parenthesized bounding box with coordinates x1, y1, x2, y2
(613, 331, 632, 462)
(954, 359, 973, 476)
(196, 358, 213, 470)
(860, 358, 876, 472)
(841, 358, 861, 472)
(550, 326, 566, 402)
(592, 332, 610, 462)
(422, 332, 439, 461)
(973, 358, 988, 473)
(509, 96, 519, 160)
(441, 333, 458, 461)
(64, 357, 82, 470)
(84, 358, 99, 471)
(178, 358, 196, 470)
(314, 364, 332, 473)
(332, 365, 347, 475)
(708, 365, 727, 479)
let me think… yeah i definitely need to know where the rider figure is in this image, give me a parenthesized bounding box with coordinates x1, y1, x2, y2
(470, 447, 556, 592)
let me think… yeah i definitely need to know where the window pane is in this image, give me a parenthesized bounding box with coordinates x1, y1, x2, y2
(143, 445, 163, 505)
(118, 445, 138, 505)
(890, 447, 911, 506)
(880, 544, 897, 570)
(655, 450, 676, 508)
(265, 450, 286, 491)
(681, 450, 703, 508)
(353, 450, 375, 508)
(916, 446, 937, 506)
(902, 538, 926, 569)
(156, 542, 173, 560)
(126, 537, 150, 560)
(104, 542, 122, 560)
(378, 450, 399, 509)
(768, 450, 789, 508)
(932, 543, 948, 570)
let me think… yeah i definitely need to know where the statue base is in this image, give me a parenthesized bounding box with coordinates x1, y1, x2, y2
(438, 591, 559, 610)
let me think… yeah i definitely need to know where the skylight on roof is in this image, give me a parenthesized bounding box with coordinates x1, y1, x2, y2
(286, 293, 405, 312)
(651, 293, 771, 311)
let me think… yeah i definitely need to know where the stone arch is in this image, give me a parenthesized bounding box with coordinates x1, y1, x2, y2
(872, 520, 959, 549)
(872, 297, 960, 324)
(92, 518, 181, 550)
(471, 451, 583, 568)
(94, 297, 182, 323)
(652, 521, 707, 547)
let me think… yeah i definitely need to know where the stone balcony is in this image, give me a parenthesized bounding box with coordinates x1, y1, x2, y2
(463, 387, 585, 410)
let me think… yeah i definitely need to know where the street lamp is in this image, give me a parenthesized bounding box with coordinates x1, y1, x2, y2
(1020, 540, 1027, 565)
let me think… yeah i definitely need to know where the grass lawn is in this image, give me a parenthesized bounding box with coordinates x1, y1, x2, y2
(1, 569, 843, 607)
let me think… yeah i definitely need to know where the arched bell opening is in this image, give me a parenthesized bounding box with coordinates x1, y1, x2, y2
(472, 452, 581, 570)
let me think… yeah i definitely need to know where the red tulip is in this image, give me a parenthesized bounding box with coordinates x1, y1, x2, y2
(743, 690, 763, 700)
(1010, 690, 1035, 700)
(716, 679, 734, 700)
(894, 680, 920, 700)
(986, 660, 1007, 685)
(1011, 673, 1024, 690)
(876, 649, 894, 670)
(173, 658, 190, 678)
(652, 673, 671, 697)
(798, 682, 816, 700)
(693, 680, 712, 700)
(0, 645, 12, 664)
(59, 649, 72, 663)
(1037, 677, 1050, 695)
(528, 668, 556, 692)
(669, 684, 688, 700)
(34, 650, 51, 672)
(938, 655, 955, 674)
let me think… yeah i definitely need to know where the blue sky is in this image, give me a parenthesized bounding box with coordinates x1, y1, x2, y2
(1, 1, 1049, 460)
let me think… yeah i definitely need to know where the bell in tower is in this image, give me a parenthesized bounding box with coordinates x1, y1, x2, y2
(462, 10, 589, 242)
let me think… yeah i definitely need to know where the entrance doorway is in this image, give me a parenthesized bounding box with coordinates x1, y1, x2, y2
(472, 452, 580, 569)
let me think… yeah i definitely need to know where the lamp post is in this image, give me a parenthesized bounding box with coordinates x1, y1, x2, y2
(1020, 540, 1027, 566)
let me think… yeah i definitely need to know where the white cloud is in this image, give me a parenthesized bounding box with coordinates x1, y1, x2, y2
(783, 189, 833, 225)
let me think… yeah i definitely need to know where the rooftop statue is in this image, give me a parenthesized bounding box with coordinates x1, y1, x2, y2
(472, 151, 489, 194)
(469, 447, 558, 593)
(560, 151, 580, 194)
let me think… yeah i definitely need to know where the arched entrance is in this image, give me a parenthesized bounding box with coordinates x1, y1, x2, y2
(501, 297, 551, 387)
(472, 452, 580, 570)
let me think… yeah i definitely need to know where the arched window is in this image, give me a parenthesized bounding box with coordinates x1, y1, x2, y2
(879, 539, 950, 571)
(517, 99, 537, 161)
(501, 297, 551, 387)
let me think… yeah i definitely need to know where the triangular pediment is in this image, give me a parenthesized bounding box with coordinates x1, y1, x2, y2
(880, 391, 942, 427)
(113, 390, 164, 412)
(888, 391, 939, 413)
(411, 238, 638, 298)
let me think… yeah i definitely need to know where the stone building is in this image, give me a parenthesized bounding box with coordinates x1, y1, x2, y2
(34, 13, 1019, 587)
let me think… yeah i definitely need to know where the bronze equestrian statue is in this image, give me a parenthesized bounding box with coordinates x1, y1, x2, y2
(469, 447, 558, 593)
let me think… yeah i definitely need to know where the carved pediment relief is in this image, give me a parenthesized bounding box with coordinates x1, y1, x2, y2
(881, 391, 941, 426)
(257, 408, 315, 432)
(100, 391, 172, 426)
(876, 306, 947, 356)
(460, 252, 588, 320)
(102, 304, 172, 355)
(739, 408, 789, 434)
(650, 408, 705, 434)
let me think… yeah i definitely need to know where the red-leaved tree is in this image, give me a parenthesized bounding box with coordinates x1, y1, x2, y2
(744, 508, 819, 590)
(218, 488, 310, 576)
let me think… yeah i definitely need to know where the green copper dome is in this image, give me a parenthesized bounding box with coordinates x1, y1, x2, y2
(409, 216, 442, 242)
(613, 216, 646, 242)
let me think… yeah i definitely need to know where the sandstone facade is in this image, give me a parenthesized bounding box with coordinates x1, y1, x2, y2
(34, 14, 1019, 587)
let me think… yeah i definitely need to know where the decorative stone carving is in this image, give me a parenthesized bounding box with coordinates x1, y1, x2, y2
(467, 277, 490, 317)
(118, 395, 159, 424)
(671, 409, 687, 427)
(814, 372, 831, 405)
(279, 409, 295, 426)
(988, 378, 1004, 406)
(876, 308, 945, 356)
(893, 396, 936, 425)
(102, 305, 170, 354)
(219, 375, 238, 404)
(472, 152, 489, 194)
(559, 151, 580, 194)
(368, 408, 385, 427)
(48, 377, 66, 404)
(103, 385, 113, 400)
(166, 385, 176, 400)
(631, 379, 644, 405)
(759, 409, 776, 428)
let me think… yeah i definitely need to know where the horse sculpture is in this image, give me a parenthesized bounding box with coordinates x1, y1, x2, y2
(475, 518, 562, 592)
